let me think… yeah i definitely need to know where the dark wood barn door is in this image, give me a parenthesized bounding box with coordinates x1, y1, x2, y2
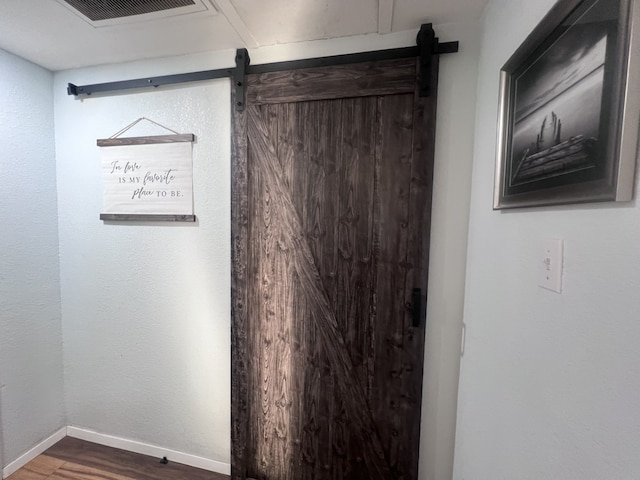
(232, 55, 439, 480)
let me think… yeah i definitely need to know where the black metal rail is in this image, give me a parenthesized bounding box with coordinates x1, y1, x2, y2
(67, 23, 459, 104)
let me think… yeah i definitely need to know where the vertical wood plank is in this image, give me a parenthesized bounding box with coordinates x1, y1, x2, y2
(372, 92, 416, 478)
(317, 99, 347, 480)
(230, 84, 249, 480)
(306, 101, 328, 480)
(247, 104, 298, 480)
(273, 104, 297, 480)
(317, 100, 340, 316)
(277, 103, 296, 190)
(245, 103, 263, 480)
(337, 96, 378, 392)
(294, 101, 321, 480)
(309, 101, 336, 480)
(266, 104, 296, 480)
(334, 96, 382, 479)
(400, 55, 440, 480)
(276, 102, 308, 480)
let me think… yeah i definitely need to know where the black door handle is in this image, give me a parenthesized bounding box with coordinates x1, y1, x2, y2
(412, 288, 424, 327)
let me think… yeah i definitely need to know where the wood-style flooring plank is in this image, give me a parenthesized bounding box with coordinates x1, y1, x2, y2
(46, 460, 136, 480)
(42, 437, 228, 480)
(7, 455, 66, 480)
(5, 469, 47, 480)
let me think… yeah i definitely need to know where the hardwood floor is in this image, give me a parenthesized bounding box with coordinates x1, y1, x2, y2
(7, 437, 229, 480)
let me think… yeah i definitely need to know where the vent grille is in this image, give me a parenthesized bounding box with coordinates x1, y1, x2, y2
(62, 0, 196, 21)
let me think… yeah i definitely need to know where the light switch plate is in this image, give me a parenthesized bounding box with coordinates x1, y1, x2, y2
(539, 238, 563, 293)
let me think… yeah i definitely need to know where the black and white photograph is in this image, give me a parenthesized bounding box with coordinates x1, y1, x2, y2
(509, 22, 607, 188)
(494, 0, 640, 209)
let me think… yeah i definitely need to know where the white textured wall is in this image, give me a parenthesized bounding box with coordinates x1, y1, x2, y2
(0, 49, 65, 467)
(53, 51, 233, 463)
(454, 0, 640, 478)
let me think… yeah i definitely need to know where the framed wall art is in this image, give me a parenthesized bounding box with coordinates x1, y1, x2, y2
(494, 0, 640, 209)
(98, 117, 196, 222)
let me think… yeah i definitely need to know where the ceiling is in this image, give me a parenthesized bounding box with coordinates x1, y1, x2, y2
(0, 0, 489, 72)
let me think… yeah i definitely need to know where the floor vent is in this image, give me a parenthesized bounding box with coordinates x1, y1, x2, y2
(61, 0, 196, 21)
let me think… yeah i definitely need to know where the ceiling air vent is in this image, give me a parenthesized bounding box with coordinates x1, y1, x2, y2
(63, 0, 196, 21)
(57, 0, 217, 27)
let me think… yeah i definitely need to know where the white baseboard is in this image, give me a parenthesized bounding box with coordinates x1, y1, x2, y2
(66, 426, 231, 476)
(2, 427, 67, 479)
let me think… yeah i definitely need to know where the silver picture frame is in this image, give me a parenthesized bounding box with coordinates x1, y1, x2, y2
(494, 0, 640, 209)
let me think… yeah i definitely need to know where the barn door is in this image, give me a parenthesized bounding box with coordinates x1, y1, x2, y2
(231, 54, 439, 480)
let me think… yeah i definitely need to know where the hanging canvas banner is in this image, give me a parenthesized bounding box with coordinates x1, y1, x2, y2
(98, 133, 195, 219)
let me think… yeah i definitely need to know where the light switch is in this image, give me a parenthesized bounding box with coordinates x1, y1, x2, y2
(539, 238, 563, 293)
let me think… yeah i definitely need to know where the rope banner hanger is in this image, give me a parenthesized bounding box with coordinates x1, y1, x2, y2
(98, 117, 194, 147)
